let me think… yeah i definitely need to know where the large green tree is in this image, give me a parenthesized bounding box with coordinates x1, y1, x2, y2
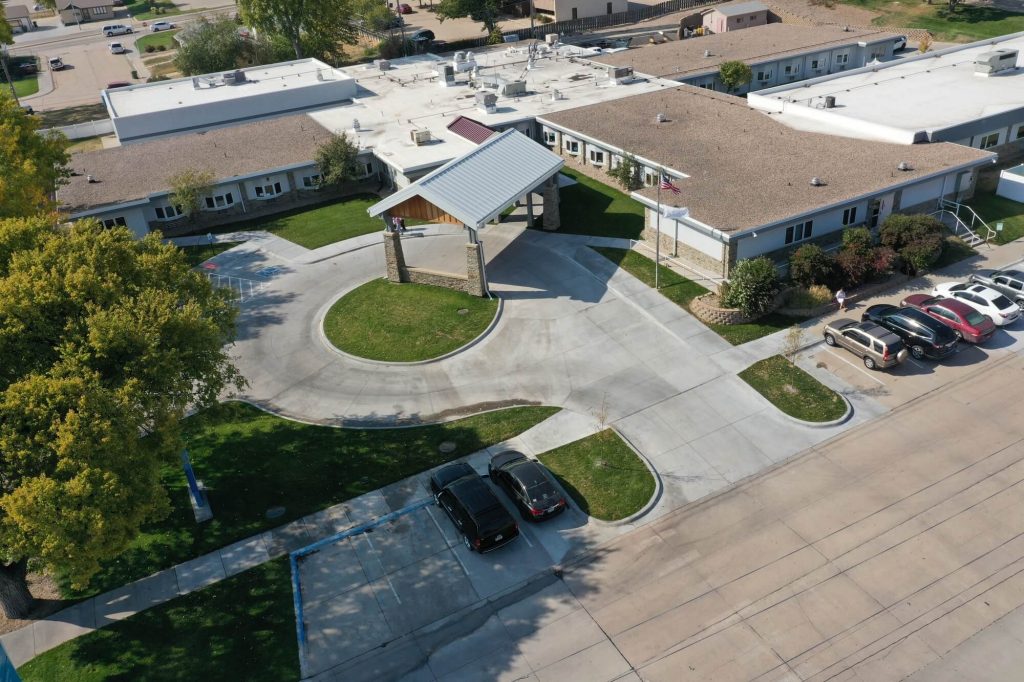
(0, 8, 14, 45)
(718, 60, 752, 93)
(0, 96, 70, 218)
(238, 0, 355, 62)
(436, 0, 500, 35)
(0, 217, 243, 617)
(314, 133, 362, 187)
(174, 18, 247, 76)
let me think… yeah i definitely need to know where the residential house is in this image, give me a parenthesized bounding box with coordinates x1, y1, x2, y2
(56, 0, 115, 26)
(591, 23, 898, 94)
(4, 5, 33, 33)
(532, 0, 628, 23)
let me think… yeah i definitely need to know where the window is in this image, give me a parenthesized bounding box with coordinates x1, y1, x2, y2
(844, 329, 869, 347)
(784, 220, 813, 245)
(606, 1, 612, 13)
(363, 162, 374, 177)
(810, 59, 820, 69)
(784, 63, 799, 75)
(254, 181, 283, 199)
(756, 69, 772, 81)
(154, 204, 183, 220)
(643, 169, 658, 187)
(979, 132, 1000, 149)
(564, 139, 579, 154)
(204, 192, 235, 209)
(699, 81, 715, 90)
(571, 7, 577, 19)
(101, 216, 127, 229)
(588, 149, 605, 165)
(301, 174, 322, 189)
(835, 53, 849, 65)
(543, 130, 557, 145)
(842, 206, 858, 226)
(1016, 125, 1024, 140)
(737, 16, 744, 22)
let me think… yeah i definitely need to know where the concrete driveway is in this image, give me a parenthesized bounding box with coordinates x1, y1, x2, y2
(22, 40, 135, 110)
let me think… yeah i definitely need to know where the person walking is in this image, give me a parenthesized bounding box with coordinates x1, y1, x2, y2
(836, 287, 848, 312)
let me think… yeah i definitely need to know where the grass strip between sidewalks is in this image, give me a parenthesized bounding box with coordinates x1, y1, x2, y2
(739, 355, 846, 423)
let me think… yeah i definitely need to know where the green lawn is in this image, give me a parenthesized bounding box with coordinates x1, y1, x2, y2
(62, 402, 558, 599)
(214, 194, 384, 249)
(538, 429, 655, 521)
(323, 279, 498, 362)
(841, 0, 1024, 41)
(36, 103, 109, 128)
(592, 247, 806, 346)
(135, 30, 179, 53)
(124, 0, 181, 19)
(739, 355, 847, 423)
(544, 168, 646, 239)
(181, 242, 237, 267)
(21, 558, 297, 682)
(13, 75, 39, 98)
(967, 191, 1024, 245)
(932, 236, 977, 269)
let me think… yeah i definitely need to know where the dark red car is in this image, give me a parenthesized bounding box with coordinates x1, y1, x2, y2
(898, 294, 995, 344)
(397, 3, 413, 12)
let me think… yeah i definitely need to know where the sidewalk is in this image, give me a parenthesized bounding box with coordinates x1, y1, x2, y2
(0, 408, 603, 669)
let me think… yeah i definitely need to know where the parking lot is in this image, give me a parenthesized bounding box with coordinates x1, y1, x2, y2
(24, 41, 135, 110)
(295, 456, 594, 679)
(799, 269, 1024, 409)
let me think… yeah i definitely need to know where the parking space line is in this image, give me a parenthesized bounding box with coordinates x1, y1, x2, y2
(364, 534, 400, 605)
(823, 349, 886, 385)
(425, 505, 471, 577)
(906, 357, 926, 370)
(520, 529, 533, 548)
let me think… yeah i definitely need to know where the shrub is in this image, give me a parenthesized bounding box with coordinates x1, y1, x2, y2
(487, 27, 504, 45)
(788, 244, 834, 287)
(145, 44, 156, 53)
(901, 236, 944, 274)
(538, 14, 553, 23)
(376, 36, 412, 60)
(722, 256, 779, 318)
(157, 44, 167, 51)
(842, 226, 873, 252)
(785, 284, 833, 309)
(880, 214, 944, 274)
(835, 247, 872, 287)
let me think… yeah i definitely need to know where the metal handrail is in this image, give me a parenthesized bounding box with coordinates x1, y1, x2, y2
(940, 199, 996, 245)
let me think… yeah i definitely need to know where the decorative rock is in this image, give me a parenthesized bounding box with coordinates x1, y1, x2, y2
(457, 308, 469, 316)
(438, 441, 457, 454)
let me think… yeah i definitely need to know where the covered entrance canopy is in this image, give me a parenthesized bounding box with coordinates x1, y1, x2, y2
(368, 129, 564, 296)
(368, 128, 563, 231)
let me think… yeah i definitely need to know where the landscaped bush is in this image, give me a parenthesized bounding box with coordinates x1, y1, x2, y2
(788, 243, 834, 287)
(785, 284, 833, 309)
(722, 256, 779, 318)
(879, 214, 944, 274)
(145, 44, 156, 53)
(156, 44, 167, 51)
(834, 226, 896, 286)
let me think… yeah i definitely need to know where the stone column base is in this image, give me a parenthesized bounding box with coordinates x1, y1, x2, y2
(466, 242, 486, 297)
(383, 230, 406, 282)
(542, 177, 560, 231)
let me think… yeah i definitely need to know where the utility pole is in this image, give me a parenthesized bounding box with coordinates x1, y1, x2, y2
(0, 46, 19, 105)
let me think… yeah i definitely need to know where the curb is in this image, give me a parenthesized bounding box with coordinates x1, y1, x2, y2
(778, 392, 853, 429)
(317, 280, 504, 366)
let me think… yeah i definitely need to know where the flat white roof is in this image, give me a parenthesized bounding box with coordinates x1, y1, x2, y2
(104, 58, 354, 118)
(308, 45, 671, 176)
(748, 31, 1024, 144)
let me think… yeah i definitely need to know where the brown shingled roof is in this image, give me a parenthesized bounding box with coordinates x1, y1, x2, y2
(5, 5, 31, 20)
(592, 23, 896, 79)
(537, 86, 993, 232)
(58, 115, 336, 214)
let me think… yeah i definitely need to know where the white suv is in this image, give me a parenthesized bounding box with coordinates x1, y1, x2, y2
(102, 24, 133, 36)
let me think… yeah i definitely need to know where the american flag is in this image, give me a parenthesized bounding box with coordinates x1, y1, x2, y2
(660, 174, 681, 195)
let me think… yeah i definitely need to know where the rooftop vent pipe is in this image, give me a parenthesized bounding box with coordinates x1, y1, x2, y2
(810, 177, 825, 187)
(656, 112, 666, 123)
(897, 161, 913, 171)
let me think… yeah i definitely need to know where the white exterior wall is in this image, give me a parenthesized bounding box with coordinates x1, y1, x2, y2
(899, 176, 944, 209)
(551, 0, 626, 21)
(244, 172, 292, 201)
(672, 219, 723, 258)
(85, 205, 150, 239)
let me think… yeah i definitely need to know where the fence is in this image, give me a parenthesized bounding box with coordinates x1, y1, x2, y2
(359, 0, 718, 49)
(41, 118, 114, 140)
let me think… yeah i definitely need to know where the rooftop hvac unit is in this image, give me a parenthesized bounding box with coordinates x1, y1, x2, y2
(824, 95, 836, 108)
(500, 80, 527, 96)
(373, 59, 391, 71)
(223, 69, 247, 85)
(609, 65, 634, 84)
(437, 64, 455, 87)
(545, 33, 559, 46)
(974, 49, 1018, 76)
(453, 51, 476, 73)
(410, 129, 432, 146)
(476, 91, 497, 114)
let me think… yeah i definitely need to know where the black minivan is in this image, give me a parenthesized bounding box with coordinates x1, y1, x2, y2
(861, 304, 958, 360)
(429, 463, 519, 553)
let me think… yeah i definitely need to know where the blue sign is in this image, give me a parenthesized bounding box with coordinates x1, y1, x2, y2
(0, 642, 22, 682)
(179, 449, 206, 508)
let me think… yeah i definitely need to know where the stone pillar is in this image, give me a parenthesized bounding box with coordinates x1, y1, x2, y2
(553, 130, 562, 154)
(383, 229, 406, 283)
(542, 176, 560, 231)
(724, 238, 739, 279)
(526, 192, 535, 228)
(466, 242, 487, 297)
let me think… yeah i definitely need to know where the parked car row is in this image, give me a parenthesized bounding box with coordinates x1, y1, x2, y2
(823, 271, 1023, 370)
(429, 451, 567, 553)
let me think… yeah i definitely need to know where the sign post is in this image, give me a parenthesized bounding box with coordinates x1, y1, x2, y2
(180, 449, 213, 522)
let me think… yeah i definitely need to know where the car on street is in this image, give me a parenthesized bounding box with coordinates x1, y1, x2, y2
(109, 42, 126, 54)
(20, 105, 34, 115)
(150, 21, 176, 31)
(409, 28, 435, 43)
(931, 281, 1021, 326)
(822, 319, 908, 369)
(488, 451, 567, 521)
(893, 35, 907, 50)
(398, 3, 413, 13)
(48, 57, 65, 71)
(898, 294, 995, 344)
(102, 24, 133, 36)
(861, 304, 959, 360)
(429, 462, 519, 553)
(969, 269, 1024, 306)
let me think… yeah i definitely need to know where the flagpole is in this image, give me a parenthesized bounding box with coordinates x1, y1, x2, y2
(655, 168, 662, 290)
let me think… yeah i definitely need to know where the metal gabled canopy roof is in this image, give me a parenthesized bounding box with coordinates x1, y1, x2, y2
(368, 129, 564, 230)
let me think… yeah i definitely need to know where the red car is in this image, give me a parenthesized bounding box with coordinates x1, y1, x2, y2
(397, 3, 413, 12)
(899, 294, 995, 344)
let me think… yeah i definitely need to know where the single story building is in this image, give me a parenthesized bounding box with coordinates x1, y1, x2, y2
(532, 0, 628, 22)
(57, 115, 378, 238)
(56, 0, 115, 25)
(747, 31, 1024, 161)
(4, 5, 33, 33)
(591, 23, 900, 94)
(101, 59, 357, 144)
(701, 1, 769, 34)
(537, 86, 994, 277)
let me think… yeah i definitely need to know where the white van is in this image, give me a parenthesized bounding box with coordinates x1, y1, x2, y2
(102, 24, 133, 36)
